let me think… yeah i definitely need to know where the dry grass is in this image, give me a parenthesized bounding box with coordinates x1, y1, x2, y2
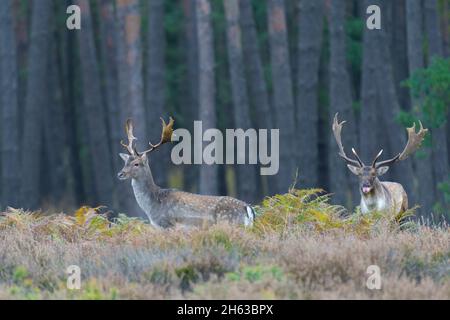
(0, 190, 449, 300)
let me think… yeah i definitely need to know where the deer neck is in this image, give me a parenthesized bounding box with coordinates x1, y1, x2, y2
(360, 178, 388, 213)
(131, 164, 161, 222)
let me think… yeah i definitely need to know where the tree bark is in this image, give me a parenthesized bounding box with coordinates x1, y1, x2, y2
(240, 0, 272, 133)
(12, 0, 28, 120)
(360, 0, 384, 167)
(328, 0, 358, 208)
(146, 0, 169, 187)
(240, 0, 273, 197)
(424, 0, 449, 209)
(267, 0, 296, 193)
(406, 0, 435, 216)
(116, 0, 147, 148)
(0, 0, 20, 208)
(390, 0, 409, 110)
(376, 0, 416, 209)
(116, 0, 148, 216)
(21, 0, 52, 210)
(76, 0, 114, 207)
(196, 0, 218, 195)
(60, 0, 85, 205)
(441, 0, 449, 57)
(360, 0, 417, 212)
(43, 38, 69, 207)
(99, 0, 120, 174)
(296, 0, 324, 189)
(182, 0, 199, 193)
(224, 0, 258, 203)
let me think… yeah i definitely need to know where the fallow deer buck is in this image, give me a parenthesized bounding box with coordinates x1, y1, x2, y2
(117, 118, 256, 228)
(332, 113, 428, 216)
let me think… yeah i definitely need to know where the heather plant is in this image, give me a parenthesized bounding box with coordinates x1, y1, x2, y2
(0, 191, 448, 300)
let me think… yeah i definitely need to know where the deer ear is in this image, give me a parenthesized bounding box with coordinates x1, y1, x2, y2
(347, 165, 361, 176)
(376, 166, 389, 176)
(119, 153, 130, 162)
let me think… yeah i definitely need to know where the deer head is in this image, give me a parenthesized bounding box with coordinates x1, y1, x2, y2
(332, 113, 428, 195)
(117, 117, 174, 180)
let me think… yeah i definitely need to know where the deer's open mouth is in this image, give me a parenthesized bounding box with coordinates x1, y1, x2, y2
(362, 186, 372, 194)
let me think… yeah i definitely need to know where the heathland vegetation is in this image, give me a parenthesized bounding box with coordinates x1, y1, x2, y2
(0, 189, 448, 299)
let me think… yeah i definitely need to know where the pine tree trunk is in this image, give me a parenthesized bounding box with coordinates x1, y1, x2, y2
(360, 0, 416, 212)
(424, 0, 449, 209)
(376, 0, 416, 209)
(296, 0, 324, 189)
(21, 0, 52, 210)
(328, 0, 358, 209)
(0, 0, 20, 208)
(98, 0, 123, 211)
(224, 0, 258, 203)
(99, 0, 120, 174)
(76, 0, 114, 207)
(360, 1, 382, 163)
(406, 0, 435, 216)
(267, 0, 296, 193)
(12, 0, 28, 119)
(240, 0, 272, 133)
(390, 0, 409, 110)
(116, 0, 147, 146)
(182, 0, 199, 193)
(240, 0, 273, 197)
(43, 39, 69, 207)
(196, 0, 218, 195)
(146, 0, 168, 187)
(116, 0, 148, 216)
(441, 0, 449, 57)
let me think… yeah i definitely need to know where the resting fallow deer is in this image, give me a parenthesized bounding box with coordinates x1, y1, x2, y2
(332, 113, 428, 215)
(117, 118, 256, 228)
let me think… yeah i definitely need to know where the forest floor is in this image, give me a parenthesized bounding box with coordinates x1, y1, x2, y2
(0, 190, 449, 300)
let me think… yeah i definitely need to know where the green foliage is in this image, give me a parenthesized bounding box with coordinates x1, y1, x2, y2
(144, 264, 173, 285)
(345, 18, 363, 75)
(80, 280, 118, 300)
(13, 266, 29, 284)
(164, 0, 185, 117)
(226, 265, 284, 283)
(8, 266, 42, 300)
(253, 188, 418, 236)
(345, 17, 363, 96)
(436, 176, 450, 220)
(438, 176, 450, 203)
(175, 265, 199, 289)
(254, 189, 347, 235)
(403, 57, 450, 128)
(197, 229, 233, 251)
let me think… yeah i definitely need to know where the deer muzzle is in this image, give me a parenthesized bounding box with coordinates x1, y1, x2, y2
(362, 186, 372, 194)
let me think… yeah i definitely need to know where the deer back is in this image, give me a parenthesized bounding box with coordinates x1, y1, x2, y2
(154, 189, 252, 228)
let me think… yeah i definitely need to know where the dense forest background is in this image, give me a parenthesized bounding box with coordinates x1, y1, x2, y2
(0, 0, 449, 220)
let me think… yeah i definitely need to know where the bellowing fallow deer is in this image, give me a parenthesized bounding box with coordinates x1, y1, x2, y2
(117, 118, 256, 228)
(332, 113, 428, 215)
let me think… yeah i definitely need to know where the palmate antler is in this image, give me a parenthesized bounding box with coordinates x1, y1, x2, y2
(120, 119, 138, 156)
(332, 113, 364, 167)
(140, 117, 175, 155)
(120, 117, 175, 156)
(374, 121, 428, 168)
